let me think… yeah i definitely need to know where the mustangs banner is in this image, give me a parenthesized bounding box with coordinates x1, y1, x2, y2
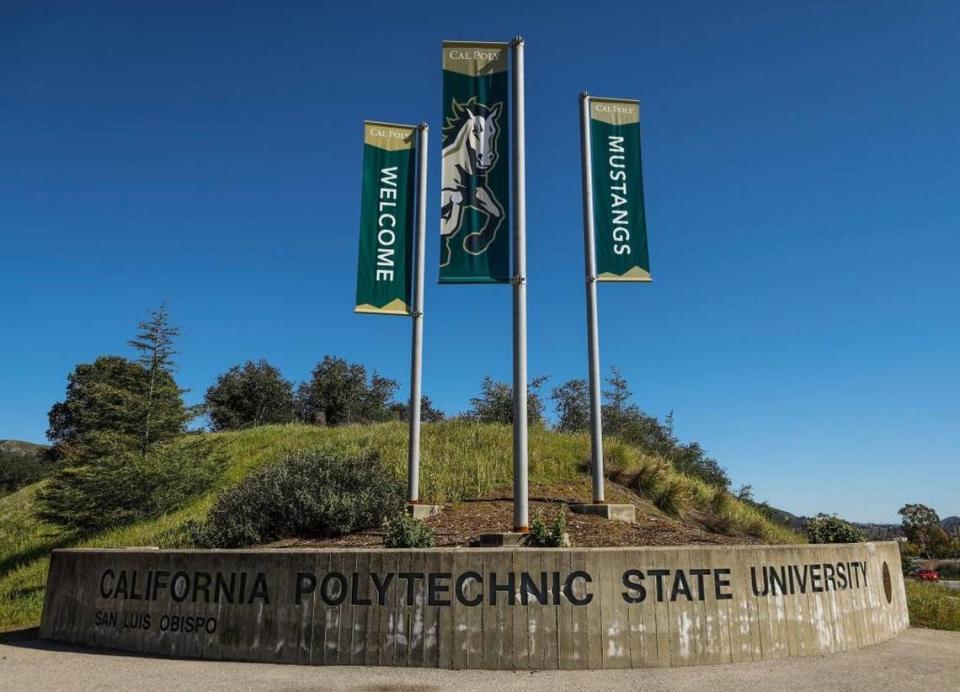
(588, 97, 651, 282)
(440, 41, 510, 283)
(355, 121, 417, 315)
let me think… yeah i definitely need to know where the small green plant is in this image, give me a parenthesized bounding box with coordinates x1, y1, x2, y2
(382, 510, 435, 548)
(530, 508, 569, 547)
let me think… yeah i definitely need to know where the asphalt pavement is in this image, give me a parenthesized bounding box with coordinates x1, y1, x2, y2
(1, 627, 957, 691)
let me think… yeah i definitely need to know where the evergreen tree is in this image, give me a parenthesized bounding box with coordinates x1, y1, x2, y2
(46, 356, 185, 462)
(128, 304, 185, 454)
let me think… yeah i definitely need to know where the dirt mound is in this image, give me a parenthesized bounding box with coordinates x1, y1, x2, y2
(262, 479, 768, 549)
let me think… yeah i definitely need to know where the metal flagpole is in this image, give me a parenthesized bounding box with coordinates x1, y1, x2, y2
(511, 36, 529, 532)
(579, 92, 605, 504)
(407, 122, 428, 504)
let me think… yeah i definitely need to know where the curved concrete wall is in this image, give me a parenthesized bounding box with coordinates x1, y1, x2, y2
(40, 542, 908, 669)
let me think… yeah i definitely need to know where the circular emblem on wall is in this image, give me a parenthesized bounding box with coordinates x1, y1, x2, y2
(882, 561, 892, 604)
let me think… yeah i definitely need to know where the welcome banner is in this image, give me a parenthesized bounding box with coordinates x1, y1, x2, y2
(355, 121, 417, 315)
(588, 97, 651, 281)
(440, 41, 510, 284)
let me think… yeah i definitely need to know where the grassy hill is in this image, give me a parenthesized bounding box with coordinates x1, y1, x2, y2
(0, 421, 801, 630)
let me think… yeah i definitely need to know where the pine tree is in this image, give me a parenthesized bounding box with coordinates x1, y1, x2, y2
(128, 304, 185, 454)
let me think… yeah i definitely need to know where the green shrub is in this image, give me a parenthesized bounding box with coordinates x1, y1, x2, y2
(602, 441, 634, 478)
(36, 438, 222, 532)
(654, 477, 691, 518)
(383, 511, 434, 548)
(805, 513, 864, 544)
(192, 450, 404, 548)
(627, 456, 669, 495)
(530, 508, 569, 547)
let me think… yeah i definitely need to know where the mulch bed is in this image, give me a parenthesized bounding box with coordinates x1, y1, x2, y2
(261, 480, 766, 550)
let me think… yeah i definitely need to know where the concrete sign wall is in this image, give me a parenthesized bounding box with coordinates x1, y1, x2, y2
(40, 543, 908, 670)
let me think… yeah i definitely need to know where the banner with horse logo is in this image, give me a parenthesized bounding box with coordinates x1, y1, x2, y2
(440, 41, 510, 283)
(588, 97, 651, 282)
(355, 121, 417, 315)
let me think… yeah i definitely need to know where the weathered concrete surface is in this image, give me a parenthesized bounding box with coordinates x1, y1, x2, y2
(3, 628, 956, 691)
(39, 543, 908, 670)
(406, 503, 443, 520)
(569, 503, 636, 523)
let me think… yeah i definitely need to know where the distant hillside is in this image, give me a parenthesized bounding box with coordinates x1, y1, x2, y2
(943, 516, 960, 536)
(0, 439, 53, 494)
(0, 440, 46, 457)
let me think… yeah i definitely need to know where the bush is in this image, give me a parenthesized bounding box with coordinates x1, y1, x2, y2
(36, 437, 222, 532)
(193, 450, 404, 548)
(383, 511, 434, 548)
(805, 513, 864, 544)
(530, 508, 569, 547)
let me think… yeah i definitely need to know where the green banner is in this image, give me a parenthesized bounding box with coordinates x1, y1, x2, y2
(440, 41, 510, 284)
(589, 97, 651, 282)
(355, 121, 417, 315)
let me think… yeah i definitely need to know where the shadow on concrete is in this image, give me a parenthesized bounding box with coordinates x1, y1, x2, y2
(0, 626, 166, 660)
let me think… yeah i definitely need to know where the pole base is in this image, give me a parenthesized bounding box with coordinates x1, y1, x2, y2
(405, 503, 442, 520)
(475, 532, 530, 547)
(569, 503, 636, 523)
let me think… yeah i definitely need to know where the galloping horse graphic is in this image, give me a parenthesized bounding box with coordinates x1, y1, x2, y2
(440, 97, 504, 266)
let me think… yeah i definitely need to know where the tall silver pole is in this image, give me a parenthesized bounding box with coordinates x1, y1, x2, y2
(407, 123, 428, 504)
(511, 37, 529, 531)
(579, 92, 605, 504)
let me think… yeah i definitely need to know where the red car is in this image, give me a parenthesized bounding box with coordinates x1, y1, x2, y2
(915, 568, 940, 582)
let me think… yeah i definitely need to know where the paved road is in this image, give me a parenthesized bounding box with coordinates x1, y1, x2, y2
(1, 627, 957, 691)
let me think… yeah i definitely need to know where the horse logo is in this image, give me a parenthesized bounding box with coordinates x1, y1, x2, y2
(440, 97, 505, 266)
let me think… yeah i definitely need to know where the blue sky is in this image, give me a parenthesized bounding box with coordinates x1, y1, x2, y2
(2, 1, 957, 523)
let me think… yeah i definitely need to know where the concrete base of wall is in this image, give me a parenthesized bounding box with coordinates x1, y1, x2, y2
(39, 542, 909, 670)
(569, 503, 636, 523)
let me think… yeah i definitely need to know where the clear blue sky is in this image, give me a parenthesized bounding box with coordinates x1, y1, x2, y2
(2, 1, 957, 523)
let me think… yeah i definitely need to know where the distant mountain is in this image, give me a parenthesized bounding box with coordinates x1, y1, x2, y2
(942, 516, 960, 536)
(763, 505, 802, 528)
(0, 439, 53, 494)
